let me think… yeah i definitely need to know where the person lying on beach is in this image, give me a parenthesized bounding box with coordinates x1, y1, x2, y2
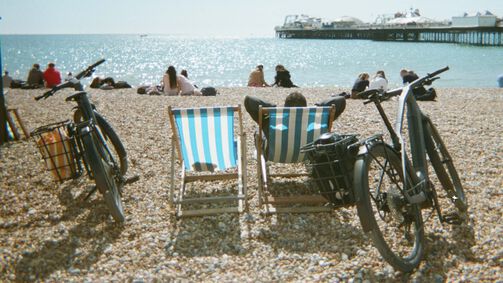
(351, 72, 369, 99)
(271, 64, 297, 88)
(244, 91, 346, 139)
(248, 65, 269, 87)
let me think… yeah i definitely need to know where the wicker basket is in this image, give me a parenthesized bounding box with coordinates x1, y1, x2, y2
(32, 120, 79, 182)
(302, 133, 359, 207)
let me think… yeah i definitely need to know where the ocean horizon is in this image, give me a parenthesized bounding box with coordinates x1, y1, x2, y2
(2, 34, 503, 88)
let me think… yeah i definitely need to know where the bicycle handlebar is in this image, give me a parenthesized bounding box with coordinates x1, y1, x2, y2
(34, 59, 105, 101)
(74, 59, 105, 80)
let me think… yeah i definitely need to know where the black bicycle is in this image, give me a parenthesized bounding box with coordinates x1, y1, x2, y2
(33, 59, 137, 222)
(302, 67, 467, 272)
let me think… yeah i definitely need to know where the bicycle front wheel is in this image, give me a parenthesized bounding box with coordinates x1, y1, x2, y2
(80, 128, 125, 222)
(354, 142, 424, 272)
(424, 117, 468, 214)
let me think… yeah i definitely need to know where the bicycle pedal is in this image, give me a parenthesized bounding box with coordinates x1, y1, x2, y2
(124, 175, 140, 185)
(442, 212, 463, 225)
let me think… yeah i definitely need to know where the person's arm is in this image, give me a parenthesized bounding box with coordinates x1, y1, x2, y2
(260, 72, 269, 87)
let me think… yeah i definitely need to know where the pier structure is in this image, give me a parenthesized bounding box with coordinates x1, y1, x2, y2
(275, 26, 503, 46)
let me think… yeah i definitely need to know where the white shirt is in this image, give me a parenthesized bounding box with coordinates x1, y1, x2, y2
(369, 76, 388, 92)
(178, 75, 196, 94)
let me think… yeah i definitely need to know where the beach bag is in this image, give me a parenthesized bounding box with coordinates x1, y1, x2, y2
(201, 87, 217, 96)
(34, 125, 77, 182)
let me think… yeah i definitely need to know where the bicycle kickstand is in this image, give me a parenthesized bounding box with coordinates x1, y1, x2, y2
(84, 185, 98, 201)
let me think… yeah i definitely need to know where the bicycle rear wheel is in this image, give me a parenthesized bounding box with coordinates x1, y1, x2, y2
(423, 117, 468, 215)
(80, 127, 125, 222)
(354, 142, 424, 272)
(74, 109, 128, 176)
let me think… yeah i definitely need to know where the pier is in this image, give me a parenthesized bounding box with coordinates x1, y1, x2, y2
(276, 26, 503, 47)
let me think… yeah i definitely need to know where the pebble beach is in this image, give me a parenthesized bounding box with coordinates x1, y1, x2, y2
(1, 87, 502, 282)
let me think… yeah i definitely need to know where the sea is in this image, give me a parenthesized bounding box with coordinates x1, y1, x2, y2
(2, 34, 503, 88)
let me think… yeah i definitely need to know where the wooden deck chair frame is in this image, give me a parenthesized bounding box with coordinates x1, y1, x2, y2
(168, 105, 247, 217)
(257, 105, 335, 214)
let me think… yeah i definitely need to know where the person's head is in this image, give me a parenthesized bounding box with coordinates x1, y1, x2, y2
(67, 72, 72, 76)
(358, 72, 369, 80)
(400, 69, 409, 78)
(180, 69, 188, 78)
(256, 65, 264, 71)
(166, 65, 177, 88)
(275, 64, 286, 72)
(284, 91, 307, 107)
(33, 64, 40, 70)
(375, 70, 386, 79)
(4, 71, 8, 76)
(48, 62, 55, 68)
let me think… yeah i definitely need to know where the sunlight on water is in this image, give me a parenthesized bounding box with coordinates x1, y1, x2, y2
(2, 34, 503, 87)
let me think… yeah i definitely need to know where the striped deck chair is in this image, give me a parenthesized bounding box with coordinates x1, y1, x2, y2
(257, 105, 336, 213)
(168, 105, 247, 217)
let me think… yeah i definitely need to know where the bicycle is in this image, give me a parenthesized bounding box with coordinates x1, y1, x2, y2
(302, 67, 467, 272)
(32, 59, 138, 222)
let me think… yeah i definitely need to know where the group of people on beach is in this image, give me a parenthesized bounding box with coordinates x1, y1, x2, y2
(2, 63, 63, 89)
(247, 64, 297, 88)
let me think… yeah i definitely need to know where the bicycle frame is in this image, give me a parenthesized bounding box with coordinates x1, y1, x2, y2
(393, 84, 430, 204)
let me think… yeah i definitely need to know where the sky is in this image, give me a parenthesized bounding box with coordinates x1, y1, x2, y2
(0, 0, 502, 37)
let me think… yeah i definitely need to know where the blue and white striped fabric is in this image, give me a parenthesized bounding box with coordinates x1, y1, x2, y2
(267, 107, 331, 163)
(172, 107, 237, 171)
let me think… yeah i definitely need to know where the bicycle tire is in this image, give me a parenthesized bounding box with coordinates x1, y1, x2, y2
(80, 128, 125, 222)
(423, 118, 468, 213)
(354, 142, 424, 272)
(74, 109, 128, 176)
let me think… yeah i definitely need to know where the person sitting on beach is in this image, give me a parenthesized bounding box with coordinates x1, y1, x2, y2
(368, 70, 388, 92)
(65, 72, 73, 82)
(400, 69, 437, 101)
(26, 63, 44, 88)
(179, 74, 202, 96)
(351, 72, 369, 99)
(43, 62, 62, 88)
(2, 71, 13, 88)
(162, 66, 180, 96)
(498, 73, 503, 88)
(271, 64, 297, 88)
(248, 65, 269, 87)
(244, 92, 346, 139)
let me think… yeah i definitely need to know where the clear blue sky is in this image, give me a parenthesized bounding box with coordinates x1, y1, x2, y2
(0, 0, 501, 37)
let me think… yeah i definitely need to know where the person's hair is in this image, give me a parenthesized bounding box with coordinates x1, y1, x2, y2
(180, 69, 188, 78)
(375, 70, 386, 79)
(33, 64, 40, 69)
(358, 72, 369, 80)
(167, 66, 177, 88)
(284, 91, 307, 107)
(400, 69, 409, 77)
(257, 64, 264, 71)
(48, 62, 55, 68)
(4, 71, 8, 75)
(276, 64, 286, 72)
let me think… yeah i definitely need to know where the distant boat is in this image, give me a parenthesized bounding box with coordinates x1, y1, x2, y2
(140, 34, 148, 38)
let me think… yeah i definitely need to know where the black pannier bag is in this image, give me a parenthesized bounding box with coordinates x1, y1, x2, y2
(301, 132, 359, 206)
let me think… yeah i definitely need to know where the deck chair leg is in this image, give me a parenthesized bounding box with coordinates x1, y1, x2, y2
(12, 109, 30, 138)
(176, 166, 187, 218)
(237, 134, 244, 212)
(170, 140, 176, 204)
(6, 110, 21, 140)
